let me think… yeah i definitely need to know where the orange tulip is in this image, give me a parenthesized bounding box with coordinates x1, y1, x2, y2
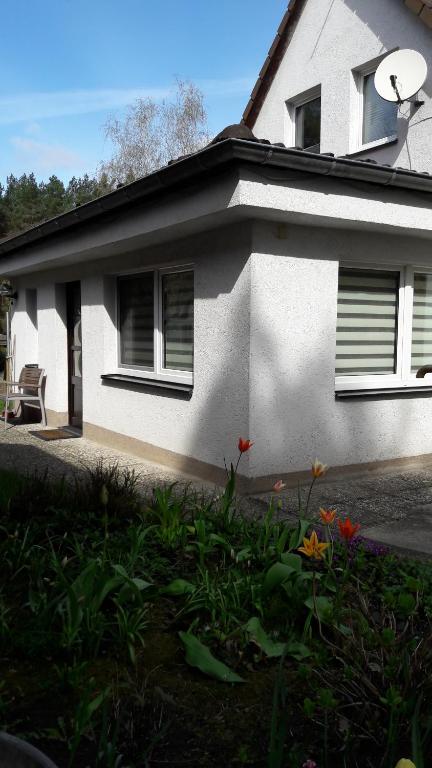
(311, 459, 328, 479)
(319, 507, 336, 525)
(338, 517, 360, 541)
(298, 530, 329, 560)
(272, 480, 286, 492)
(238, 438, 254, 453)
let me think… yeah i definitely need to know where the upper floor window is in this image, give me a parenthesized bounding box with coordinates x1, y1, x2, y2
(117, 266, 194, 382)
(295, 96, 321, 152)
(286, 86, 321, 153)
(362, 71, 398, 145)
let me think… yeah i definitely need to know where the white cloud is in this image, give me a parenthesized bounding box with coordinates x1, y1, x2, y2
(10, 136, 83, 172)
(0, 78, 254, 125)
(24, 121, 42, 135)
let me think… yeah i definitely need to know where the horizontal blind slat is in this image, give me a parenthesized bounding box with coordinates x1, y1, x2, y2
(162, 271, 194, 373)
(336, 268, 398, 376)
(118, 272, 154, 368)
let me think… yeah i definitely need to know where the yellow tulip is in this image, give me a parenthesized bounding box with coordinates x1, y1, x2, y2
(395, 760, 416, 768)
(298, 530, 329, 560)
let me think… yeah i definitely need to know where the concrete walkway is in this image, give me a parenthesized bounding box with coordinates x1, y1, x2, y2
(1, 423, 432, 557)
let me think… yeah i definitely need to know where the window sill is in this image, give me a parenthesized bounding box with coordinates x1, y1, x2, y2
(346, 135, 398, 157)
(101, 373, 193, 395)
(336, 386, 432, 399)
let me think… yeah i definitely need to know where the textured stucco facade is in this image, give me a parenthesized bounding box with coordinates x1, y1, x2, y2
(7, 177, 432, 486)
(253, 0, 432, 173)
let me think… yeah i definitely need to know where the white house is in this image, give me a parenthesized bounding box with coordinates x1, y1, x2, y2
(2, 0, 432, 490)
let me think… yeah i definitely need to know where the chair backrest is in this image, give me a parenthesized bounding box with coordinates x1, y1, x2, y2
(18, 367, 44, 390)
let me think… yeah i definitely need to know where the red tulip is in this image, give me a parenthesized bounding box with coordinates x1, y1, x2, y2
(338, 517, 360, 541)
(238, 438, 254, 453)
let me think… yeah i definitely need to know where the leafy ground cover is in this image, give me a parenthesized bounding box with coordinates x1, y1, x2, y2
(0, 449, 431, 768)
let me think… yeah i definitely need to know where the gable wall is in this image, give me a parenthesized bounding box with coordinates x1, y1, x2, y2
(253, 0, 432, 173)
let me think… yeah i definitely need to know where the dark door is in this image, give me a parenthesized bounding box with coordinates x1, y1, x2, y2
(66, 282, 82, 429)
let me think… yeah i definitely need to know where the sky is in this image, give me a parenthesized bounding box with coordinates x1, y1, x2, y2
(0, 0, 287, 185)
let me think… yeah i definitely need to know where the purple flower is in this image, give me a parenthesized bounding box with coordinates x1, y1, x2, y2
(303, 760, 318, 768)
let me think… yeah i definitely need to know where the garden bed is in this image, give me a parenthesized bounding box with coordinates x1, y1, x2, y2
(0, 451, 431, 768)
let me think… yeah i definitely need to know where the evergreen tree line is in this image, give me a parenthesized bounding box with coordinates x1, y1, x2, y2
(0, 81, 209, 239)
(0, 172, 112, 238)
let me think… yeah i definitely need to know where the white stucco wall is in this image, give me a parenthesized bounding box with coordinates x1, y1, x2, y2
(253, 0, 432, 173)
(12, 225, 254, 474)
(249, 221, 432, 477)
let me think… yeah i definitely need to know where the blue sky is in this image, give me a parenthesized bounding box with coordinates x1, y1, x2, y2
(0, 0, 287, 185)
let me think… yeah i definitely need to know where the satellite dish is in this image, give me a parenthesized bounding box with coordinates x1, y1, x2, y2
(374, 49, 427, 103)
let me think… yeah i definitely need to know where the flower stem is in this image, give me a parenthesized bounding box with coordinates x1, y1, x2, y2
(305, 476, 316, 519)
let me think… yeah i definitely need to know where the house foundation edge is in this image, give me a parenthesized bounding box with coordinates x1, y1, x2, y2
(39, 418, 432, 494)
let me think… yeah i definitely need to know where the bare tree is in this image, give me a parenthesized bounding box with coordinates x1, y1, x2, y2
(100, 80, 210, 186)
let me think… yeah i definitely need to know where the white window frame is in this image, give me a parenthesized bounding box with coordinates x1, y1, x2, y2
(350, 57, 398, 154)
(115, 264, 194, 385)
(285, 85, 321, 149)
(335, 263, 432, 392)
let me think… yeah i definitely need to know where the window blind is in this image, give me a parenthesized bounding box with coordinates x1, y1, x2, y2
(118, 273, 154, 368)
(411, 273, 432, 373)
(363, 72, 398, 144)
(162, 271, 194, 372)
(336, 268, 399, 376)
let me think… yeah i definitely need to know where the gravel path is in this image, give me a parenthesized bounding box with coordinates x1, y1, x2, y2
(2, 423, 432, 555)
(0, 422, 215, 498)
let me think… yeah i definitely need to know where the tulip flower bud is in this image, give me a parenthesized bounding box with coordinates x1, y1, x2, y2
(395, 760, 416, 768)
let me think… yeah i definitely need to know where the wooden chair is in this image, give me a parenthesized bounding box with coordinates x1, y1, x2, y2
(3, 366, 47, 430)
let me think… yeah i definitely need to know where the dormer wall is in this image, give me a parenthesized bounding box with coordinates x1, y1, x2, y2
(252, 0, 432, 173)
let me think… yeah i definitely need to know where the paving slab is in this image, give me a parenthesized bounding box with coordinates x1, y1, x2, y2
(362, 504, 432, 556)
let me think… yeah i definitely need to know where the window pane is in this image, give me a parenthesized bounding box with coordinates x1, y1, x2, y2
(336, 268, 399, 376)
(162, 271, 193, 372)
(363, 72, 397, 144)
(118, 273, 154, 368)
(411, 273, 432, 373)
(296, 97, 321, 152)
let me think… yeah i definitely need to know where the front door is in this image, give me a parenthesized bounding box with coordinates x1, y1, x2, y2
(66, 282, 82, 429)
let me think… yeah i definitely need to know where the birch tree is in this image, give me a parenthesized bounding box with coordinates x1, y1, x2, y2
(99, 79, 209, 185)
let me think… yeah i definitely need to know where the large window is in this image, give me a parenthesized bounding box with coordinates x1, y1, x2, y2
(336, 266, 432, 390)
(362, 71, 398, 145)
(118, 267, 193, 381)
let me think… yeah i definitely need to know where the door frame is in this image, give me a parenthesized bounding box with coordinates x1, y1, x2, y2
(66, 281, 82, 431)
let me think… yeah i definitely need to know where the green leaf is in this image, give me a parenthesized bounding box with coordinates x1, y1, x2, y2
(280, 552, 302, 571)
(284, 640, 312, 661)
(245, 617, 286, 658)
(162, 579, 196, 596)
(289, 518, 310, 550)
(304, 595, 333, 622)
(398, 592, 416, 615)
(179, 631, 244, 683)
(263, 562, 299, 597)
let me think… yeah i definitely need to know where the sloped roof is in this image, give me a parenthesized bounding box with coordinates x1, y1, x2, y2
(1, 135, 432, 260)
(242, 0, 432, 129)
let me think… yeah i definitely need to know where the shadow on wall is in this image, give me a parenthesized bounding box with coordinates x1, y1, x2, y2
(182, 222, 431, 485)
